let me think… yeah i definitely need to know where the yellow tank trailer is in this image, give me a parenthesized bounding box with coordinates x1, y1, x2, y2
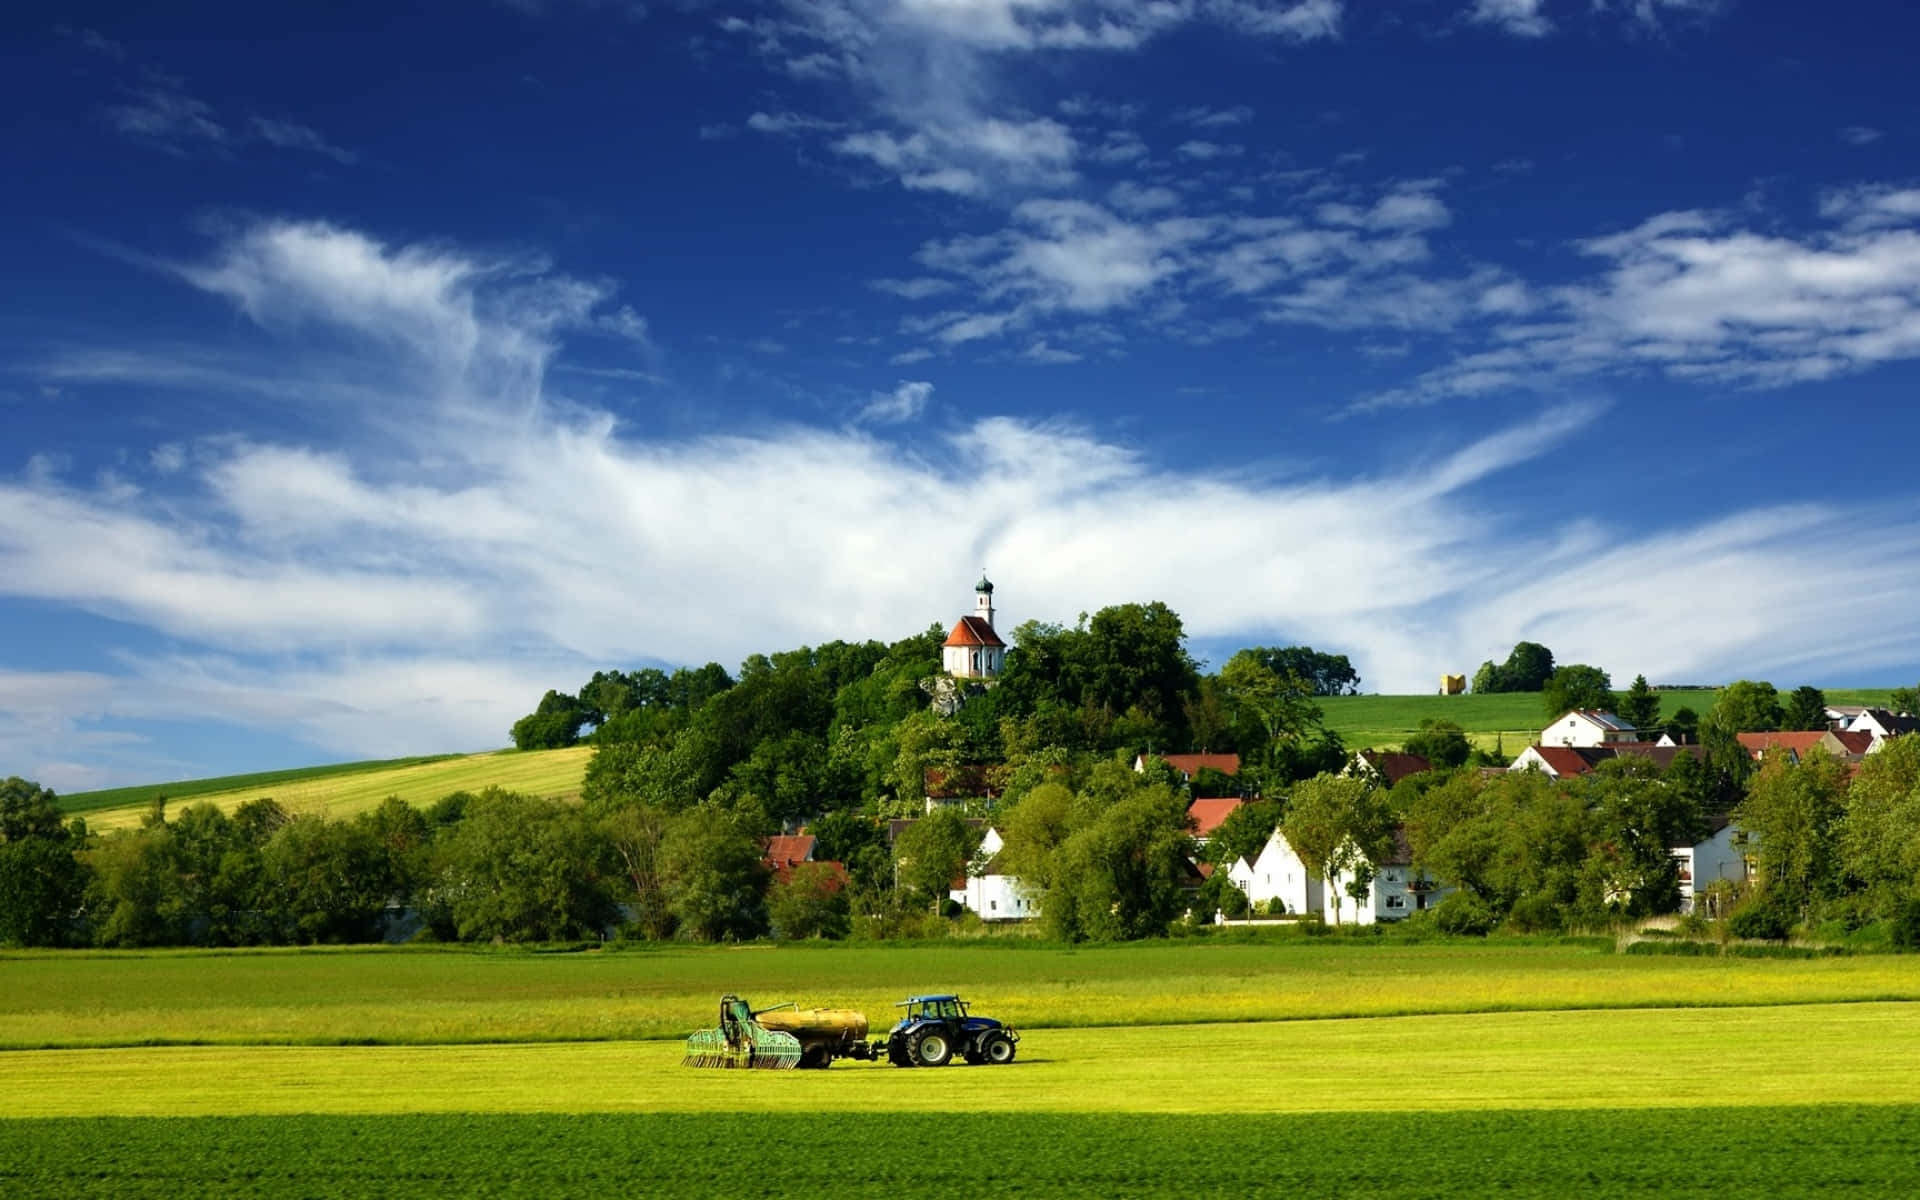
(756, 1006, 875, 1069)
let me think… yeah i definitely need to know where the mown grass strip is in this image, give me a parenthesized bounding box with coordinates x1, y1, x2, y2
(4, 1107, 1917, 1198)
(4, 939, 1919, 1050)
(6, 1004, 1920, 1117)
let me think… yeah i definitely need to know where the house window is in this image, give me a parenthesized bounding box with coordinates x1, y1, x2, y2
(990, 900, 997, 912)
(1385, 870, 1399, 882)
(1386, 895, 1406, 909)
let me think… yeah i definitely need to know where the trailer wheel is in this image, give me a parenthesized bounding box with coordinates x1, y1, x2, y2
(979, 1031, 1016, 1065)
(908, 1028, 952, 1067)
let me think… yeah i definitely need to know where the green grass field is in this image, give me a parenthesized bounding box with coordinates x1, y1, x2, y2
(10, 1108, 1917, 1199)
(70, 746, 593, 831)
(56, 755, 465, 815)
(1319, 687, 1897, 750)
(6, 939, 1919, 1050)
(5, 941, 1920, 1196)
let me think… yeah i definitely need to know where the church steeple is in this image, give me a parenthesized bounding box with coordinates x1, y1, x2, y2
(974, 571, 995, 629)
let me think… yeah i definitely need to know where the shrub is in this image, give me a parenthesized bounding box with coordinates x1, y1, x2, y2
(1728, 894, 1792, 942)
(1891, 898, 1920, 951)
(1504, 895, 1564, 935)
(1433, 894, 1495, 937)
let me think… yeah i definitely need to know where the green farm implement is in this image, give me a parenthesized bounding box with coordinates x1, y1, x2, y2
(683, 993, 1017, 1070)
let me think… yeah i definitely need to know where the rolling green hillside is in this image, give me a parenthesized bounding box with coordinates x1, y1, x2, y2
(71, 747, 593, 832)
(1319, 687, 1896, 751)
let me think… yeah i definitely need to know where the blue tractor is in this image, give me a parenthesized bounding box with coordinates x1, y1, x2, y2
(885, 994, 1019, 1067)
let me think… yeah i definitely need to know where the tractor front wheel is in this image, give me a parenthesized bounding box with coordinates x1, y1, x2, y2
(908, 1028, 953, 1067)
(978, 1031, 1016, 1065)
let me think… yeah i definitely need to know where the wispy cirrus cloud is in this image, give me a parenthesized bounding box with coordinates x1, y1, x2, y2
(106, 79, 358, 164)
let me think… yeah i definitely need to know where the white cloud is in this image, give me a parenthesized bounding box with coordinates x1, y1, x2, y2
(871, 277, 958, 299)
(746, 109, 842, 135)
(249, 116, 359, 164)
(1378, 185, 1920, 406)
(1468, 0, 1551, 37)
(859, 379, 935, 423)
(1838, 126, 1884, 147)
(1177, 140, 1245, 160)
(1173, 104, 1254, 128)
(16, 218, 1920, 782)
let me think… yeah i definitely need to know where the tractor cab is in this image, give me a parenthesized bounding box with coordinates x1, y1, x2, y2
(886, 993, 1019, 1068)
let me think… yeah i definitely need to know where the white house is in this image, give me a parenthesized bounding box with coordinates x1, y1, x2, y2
(1672, 820, 1746, 915)
(1322, 828, 1451, 925)
(1849, 708, 1919, 743)
(1237, 829, 1322, 916)
(1543, 710, 1638, 747)
(950, 827, 1038, 922)
(941, 575, 1005, 679)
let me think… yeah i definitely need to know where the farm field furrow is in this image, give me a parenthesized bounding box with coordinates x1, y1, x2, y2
(6, 1107, 1918, 1199)
(3, 1003, 1919, 1117)
(6, 941, 1920, 1048)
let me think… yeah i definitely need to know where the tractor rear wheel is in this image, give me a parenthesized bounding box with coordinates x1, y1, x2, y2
(979, 1031, 1016, 1065)
(908, 1028, 953, 1067)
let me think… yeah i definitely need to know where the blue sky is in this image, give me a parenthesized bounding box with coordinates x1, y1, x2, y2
(5, 1, 1920, 789)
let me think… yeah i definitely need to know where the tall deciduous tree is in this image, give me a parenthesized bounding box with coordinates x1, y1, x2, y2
(892, 807, 981, 911)
(1542, 665, 1613, 716)
(1281, 773, 1392, 925)
(1838, 735, 1920, 913)
(510, 689, 590, 750)
(1736, 750, 1848, 919)
(1708, 680, 1783, 734)
(0, 777, 86, 947)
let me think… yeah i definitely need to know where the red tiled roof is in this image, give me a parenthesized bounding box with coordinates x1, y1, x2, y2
(1528, 745, 1597, 776)
(763, 834, 816, 870)
(1831, 730, 1875, 755)
(1196, 860, 1216, 879)
(1187, 797, 1243, 838)
(943, 615, 1006, 648)
(773, 859, 849, 889)
(1148, 753, 1241, 777)
(1737, 731, 1828, 760)
(1527, 743, 1706, 777)
(924, 764, 1001, 799)
(1358, 750, 1432, 785)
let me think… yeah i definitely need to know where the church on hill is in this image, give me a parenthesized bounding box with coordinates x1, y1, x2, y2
(941, 574, 1005, 680)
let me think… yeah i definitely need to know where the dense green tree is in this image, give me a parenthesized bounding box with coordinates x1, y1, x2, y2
(260, 816, 394, 944)
(85, 824, 182, 947)
(659, 802, 770, 941)
(1042, 781, 1194, 941)
(1708, 680, 1782, 734)
(1839, 735, 1920, 913)
(1735, 750, 1849, 920)
(1475, 642, 1556, 694)
(892, 807, 982, 910)
(435, 789, 617, 942)
(510, 689, 591, 750)
(809, 810, 892, 895)
(767, 862, 851, 939)
(1200, 798, 1280, 867)
(598, 801, 673, 938)
(1783, 686, 1829, 732)
(1235, 646, 1361, 697)
(1617, 675, 1662, 735)
(1891, 684, 1920, 717)
(995, 781, 1077, 900)
(1280, 773, 1393, 924)
(1542, 664, 1614, 717)
(1665, 706, 1701, 743)
(0, 778, 86, 947)
(1402, 719, 1471, 770)
(1571, 758, 1702, 916)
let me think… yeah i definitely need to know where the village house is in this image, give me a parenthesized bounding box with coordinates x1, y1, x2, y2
(1510, 741, 1705, 780)
(1346, 749, 1432, 787)
(1231, 828, 1321, 916)
(1322, 827, 1451, 925)
(1848, 707, 1920, 745)
(1672, 817, 1746, 916)
(1735, 730, 1873, 765)
(1542, 710, 1639, 747)
(947, 826, 1038, 922)
(1133, 752, 1241, 781)
(1186, 797, 1242, 848)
